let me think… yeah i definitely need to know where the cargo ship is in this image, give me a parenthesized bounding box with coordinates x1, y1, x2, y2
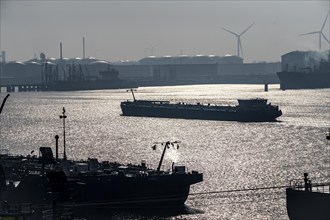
(44, 63, 137, 91)
(0, 144, 202, 207)
(120, 90, 282, 122)
(0, 107, 202, 210)
(277, 50, 330, 90)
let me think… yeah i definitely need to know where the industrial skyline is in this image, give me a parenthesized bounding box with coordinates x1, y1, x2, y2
(0, 1, 329, 63)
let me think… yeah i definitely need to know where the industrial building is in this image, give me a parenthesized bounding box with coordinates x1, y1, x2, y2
(0, 52, 281, 90)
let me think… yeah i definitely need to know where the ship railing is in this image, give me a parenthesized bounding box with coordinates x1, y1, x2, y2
(0, 202, 33, 215)
(312, 183, 330, 194)
(42, 207, 74, 220)
(133, 100, 170, 104)
(42, 209, 53, 220)
(42, 207, 73, 220)
(289, 180, 330, 193)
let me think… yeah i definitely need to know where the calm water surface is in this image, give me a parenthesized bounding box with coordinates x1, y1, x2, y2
(0, 84, 329, 220)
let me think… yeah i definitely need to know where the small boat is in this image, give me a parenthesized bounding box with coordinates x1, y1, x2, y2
(120, 89, 282, 122)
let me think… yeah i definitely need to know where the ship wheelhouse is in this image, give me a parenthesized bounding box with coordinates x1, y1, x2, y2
(237, 98, 268, 107)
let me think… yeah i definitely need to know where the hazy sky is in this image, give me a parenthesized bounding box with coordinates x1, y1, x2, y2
(1, 1, 329, 63)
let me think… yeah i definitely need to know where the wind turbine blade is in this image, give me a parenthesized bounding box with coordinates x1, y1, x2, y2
(145, 42, 161, 49)
(237, 37, 240, 57)
(300, 31, 319, 36)
(222, 28, 239, 36)
(240, 22, 255, 36)
(322, 32, 330, 44)
(321, 10, 330, 31)
(239, 38, 243, 57)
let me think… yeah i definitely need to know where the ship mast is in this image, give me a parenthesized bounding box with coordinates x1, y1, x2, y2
(153, 141, 180, 172)
(127, 89, 137, 101)
(59, 107, 67, 160)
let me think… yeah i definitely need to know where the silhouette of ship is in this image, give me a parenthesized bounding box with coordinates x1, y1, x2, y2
(277, 50, 330, 90)
(277, 66, 330, 90)
(0, 146, 202, 207)
(44, 63, 136, 91)
(0, 108, 202, 211)
(121, 90, 282, 122)
(286, 133, 330, 220)
(286, 173, 330, 220)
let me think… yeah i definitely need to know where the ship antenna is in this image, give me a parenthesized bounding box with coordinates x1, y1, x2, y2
(153, 141, 180, 172)
(59, 107, 67, 160)
(127, 89, 137, 101)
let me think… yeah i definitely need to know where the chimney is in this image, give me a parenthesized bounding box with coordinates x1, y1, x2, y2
(60, 42, 63, 60)
(83, 37, 85, 59)
(1, 51, 5, 63)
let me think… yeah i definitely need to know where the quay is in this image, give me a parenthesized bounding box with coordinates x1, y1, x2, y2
(1, 85, 46, 93)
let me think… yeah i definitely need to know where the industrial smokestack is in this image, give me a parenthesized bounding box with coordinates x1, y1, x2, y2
(1, 51, 5, 63)
(83, 37, 85, 59)
(60, 42, 63, 60)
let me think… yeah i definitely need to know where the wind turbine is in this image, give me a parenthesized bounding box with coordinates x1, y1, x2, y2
(145, 42, 161, 56)
(222, 22, 254, 57)
(300, 10, 330, 50)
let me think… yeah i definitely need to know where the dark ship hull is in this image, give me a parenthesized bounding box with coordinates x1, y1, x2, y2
(286, 136, 330, 220)
(121, 99, 282, 122)
(277, 71, 330, 90)
(0, 142, 202, 209)
(286, 187, 330, 220)
(278, 50, 330, 90)
(1, 169, 202, 207)
(72, 174, 200, 206)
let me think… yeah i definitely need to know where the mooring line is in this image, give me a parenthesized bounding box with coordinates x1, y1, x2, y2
(189, 185, 290, 196)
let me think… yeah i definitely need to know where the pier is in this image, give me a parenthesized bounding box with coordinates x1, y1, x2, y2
(1, 84, 46, 93)
(0, 74, 45, 93)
